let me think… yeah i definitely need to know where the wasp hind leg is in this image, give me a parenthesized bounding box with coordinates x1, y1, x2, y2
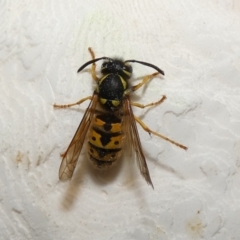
(88, 47, 99, 82)
(53, 95, 92, 108)
(134, 115, 188, 150)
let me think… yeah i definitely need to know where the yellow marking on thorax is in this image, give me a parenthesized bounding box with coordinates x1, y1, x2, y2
(119, 75, 127, 90)
(98, 74, 109, 85)
(111, 100, 120, 107)
(100, 98, 107, 104)
(123, 70, 131, 77)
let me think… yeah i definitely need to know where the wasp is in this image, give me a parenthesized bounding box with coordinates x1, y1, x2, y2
(54, 48, 187, 188)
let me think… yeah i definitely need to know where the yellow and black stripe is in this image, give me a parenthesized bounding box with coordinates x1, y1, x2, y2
(87, 114, 123, 168)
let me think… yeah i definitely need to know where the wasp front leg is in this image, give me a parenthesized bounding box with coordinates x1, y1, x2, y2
(132, 72, 160, 92)
(88, 47, 99, 82)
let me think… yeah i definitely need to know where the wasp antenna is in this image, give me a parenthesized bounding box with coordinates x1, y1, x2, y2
(77, 57, 109, 73)
(124, 60, 164, 76)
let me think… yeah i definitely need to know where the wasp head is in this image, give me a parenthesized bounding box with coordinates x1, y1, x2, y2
(101, 59, 133, 80)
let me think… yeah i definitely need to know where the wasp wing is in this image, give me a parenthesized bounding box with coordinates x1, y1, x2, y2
(123, 96, 154, 189)
(59, 92, 98, 180)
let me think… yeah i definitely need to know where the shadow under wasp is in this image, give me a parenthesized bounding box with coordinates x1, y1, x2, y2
(54, 47, 187, 189)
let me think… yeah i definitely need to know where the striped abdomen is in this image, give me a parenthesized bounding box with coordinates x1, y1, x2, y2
(88, 113, 123, 168)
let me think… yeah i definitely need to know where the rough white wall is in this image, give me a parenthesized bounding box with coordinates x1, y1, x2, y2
(1, 0, 240, 239)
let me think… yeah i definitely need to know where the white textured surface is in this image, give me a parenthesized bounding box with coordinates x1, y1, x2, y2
(1, 1, 240, 239)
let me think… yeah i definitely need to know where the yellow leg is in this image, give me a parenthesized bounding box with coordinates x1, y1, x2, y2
(132, 72, 159, 92)
(53, 96, 92, 108)
(131, 95, 166, 109)
(88, 47, 99, 82)
(134, 115, 188, 150)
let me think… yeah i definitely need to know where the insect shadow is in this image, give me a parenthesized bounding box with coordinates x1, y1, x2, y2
(60, 150, 123, 210)
(60, 155, 88, 210)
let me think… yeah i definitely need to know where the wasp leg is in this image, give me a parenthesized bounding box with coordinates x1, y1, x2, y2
(54, 96, 92, 108)
(132, 72, 160, 92)
(88, 47, 99, 82)
(131, 95, 166, 109)
(134, 115, 188, 150)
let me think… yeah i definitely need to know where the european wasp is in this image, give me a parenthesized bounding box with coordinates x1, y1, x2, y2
(54, 48, 187, 188)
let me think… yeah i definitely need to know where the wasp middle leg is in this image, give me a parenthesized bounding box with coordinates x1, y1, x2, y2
(54, 96, 92, 108)
(131, 95, 166, 109)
